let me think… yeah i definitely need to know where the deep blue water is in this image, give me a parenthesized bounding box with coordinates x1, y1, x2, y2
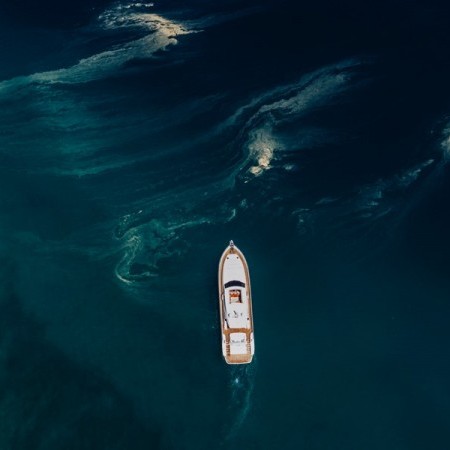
(1, 0, 450, 448)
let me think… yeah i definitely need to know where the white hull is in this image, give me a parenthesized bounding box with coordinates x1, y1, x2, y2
(218, 241, 255, 364)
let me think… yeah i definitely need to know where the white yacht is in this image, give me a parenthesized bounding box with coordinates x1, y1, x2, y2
(218, 241, 255, 364)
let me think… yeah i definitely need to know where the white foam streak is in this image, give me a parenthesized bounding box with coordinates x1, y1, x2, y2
(397, 159, 434, 187)
(258, 72, 348, 117)
(36, 15, 191, 85)
(0, 11, 193, 89)
(115, 232, 145, 285)
(225, 60, 359, 131)
(247, 125, 278, 175)
(357, 159, 435, 214)
(236, 61, 358, 176)
(441, 126, 450, 161)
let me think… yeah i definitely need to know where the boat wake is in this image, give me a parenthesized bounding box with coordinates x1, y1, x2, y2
(223, 363, 256, 441)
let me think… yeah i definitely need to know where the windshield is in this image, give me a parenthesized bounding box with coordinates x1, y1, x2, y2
(224, 280, 246, 288)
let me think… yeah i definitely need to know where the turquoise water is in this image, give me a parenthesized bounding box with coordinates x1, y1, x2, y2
(1, 0, 450, 448)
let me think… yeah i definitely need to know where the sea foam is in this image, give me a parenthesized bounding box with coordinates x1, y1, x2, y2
(0, 5, 194, 89)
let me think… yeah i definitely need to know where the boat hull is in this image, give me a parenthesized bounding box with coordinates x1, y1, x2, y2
(218, 242, 255, 364)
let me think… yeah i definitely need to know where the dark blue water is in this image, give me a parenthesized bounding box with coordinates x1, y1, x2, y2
(1, 0, 450, 448)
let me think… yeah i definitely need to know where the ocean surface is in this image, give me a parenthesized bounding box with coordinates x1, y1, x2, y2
(1, 0, 450, 448)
